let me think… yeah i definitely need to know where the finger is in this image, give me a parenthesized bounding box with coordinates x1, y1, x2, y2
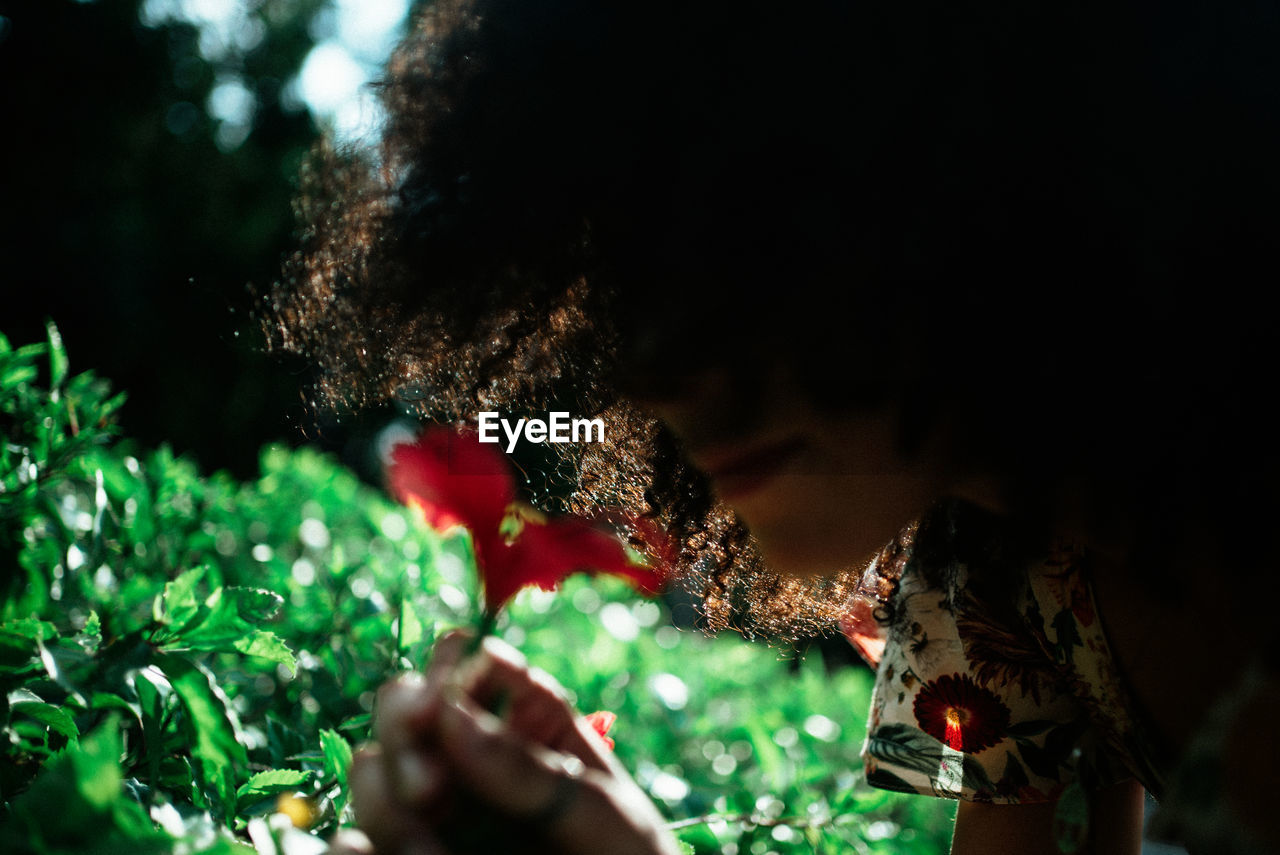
(328, 829, 375, 855)
(447, 633, 528, 704)
(462, 635, 536, 702)
(411, 634, 613, 775)
(461, 637, 610, 770)
(422, 629, 472, 688)
(374, 673, 432, 746)
(437, 694, 676, 855)
(374, 628, 475, 750)
(437, 689, 582, 817)
(349, 744, 448, 855)
(473, 644, 573, 737)
(372, 677, 445, 804)
(371, 630, 502, 805)
(374, 630, 472, 741)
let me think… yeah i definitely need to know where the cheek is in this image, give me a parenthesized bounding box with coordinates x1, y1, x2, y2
(727, 413, 945, 576)
(740, 465, 935, 576)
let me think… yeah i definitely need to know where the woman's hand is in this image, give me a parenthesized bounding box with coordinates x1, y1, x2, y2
(328, 631, 683, 855)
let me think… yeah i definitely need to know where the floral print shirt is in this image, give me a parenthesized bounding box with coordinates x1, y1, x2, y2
(842, 500, 1167, 850)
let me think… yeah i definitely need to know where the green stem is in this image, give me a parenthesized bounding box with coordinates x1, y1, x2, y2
(466, 608, 498, 656)
(465, 609, 510, 716)
(394, 586, 405, 666)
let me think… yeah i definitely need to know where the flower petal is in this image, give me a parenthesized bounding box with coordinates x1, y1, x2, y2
(912, 673, 1011, 754)
(385, 426, 668, 615)
(484, 514, 664, 611)
(584, 710, 617, 750)
(386, 427, 515, 535)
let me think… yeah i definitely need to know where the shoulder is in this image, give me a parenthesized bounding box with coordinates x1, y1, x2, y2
(853, 504, 1147, 806)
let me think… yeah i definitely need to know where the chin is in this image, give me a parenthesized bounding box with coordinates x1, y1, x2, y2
(721, 462, 931, 580)
(749, 525, 882, 579)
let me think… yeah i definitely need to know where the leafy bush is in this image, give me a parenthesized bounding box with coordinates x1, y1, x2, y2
(0, 324, 954, 854)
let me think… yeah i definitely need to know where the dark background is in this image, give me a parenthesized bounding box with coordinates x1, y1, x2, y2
(0, 0, 402, 478)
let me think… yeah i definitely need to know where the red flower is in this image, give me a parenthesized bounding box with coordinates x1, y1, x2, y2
(386, 425, 514, 535)
(912, 673, 1011, 753)
(386, 426, 666, 612)
(583, 710, 616, 750)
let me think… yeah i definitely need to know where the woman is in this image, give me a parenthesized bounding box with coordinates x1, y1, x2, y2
(269, 0, 1280, 851)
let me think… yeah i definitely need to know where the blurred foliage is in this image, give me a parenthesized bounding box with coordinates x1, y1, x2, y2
(0, 324, 955, 853)
(0, 0, 348, 475)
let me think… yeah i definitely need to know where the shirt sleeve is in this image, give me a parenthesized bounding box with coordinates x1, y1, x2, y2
(854, 548, 1115, 804)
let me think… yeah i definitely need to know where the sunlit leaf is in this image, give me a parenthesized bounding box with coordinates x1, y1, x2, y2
(76, 610, 102, 654)
(320, 728, 353, 788)
(232, 630, 297, 674)
(156, 566, 208, 632)
(157, 654, 247, 818)
(12, 699, 80, 739)
(224, 586, 284, 623)
(235, 768, 312, 810)
(46, 320, 68, 389)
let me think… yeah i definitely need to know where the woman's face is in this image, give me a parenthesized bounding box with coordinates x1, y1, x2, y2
(628, 354, 957, 577)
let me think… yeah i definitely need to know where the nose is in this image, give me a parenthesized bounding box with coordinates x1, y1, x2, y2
(624, 364, 792, 463)
(620, 365, 730, 435)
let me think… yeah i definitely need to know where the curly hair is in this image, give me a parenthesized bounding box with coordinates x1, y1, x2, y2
(267, 0, 1280, 637)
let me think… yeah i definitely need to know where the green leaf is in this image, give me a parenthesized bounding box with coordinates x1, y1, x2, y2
(37, 634, 89, 705)
(676, 824, 721, 853)
(400, 595, 425, 649)
(8, 687, 45, 704)
(320, 728, 353, 786)
(133, 666, 170, 724)
(156, 654, 247, 817)
(0, 623, 43, 674)
(77, 610, 102, 654)
(224, 586, 284, 623)
(1006, 719, 1056, 738)
(745, 718, 786, 790)
(339, 714, 372, 738)
(156, 566, 207, 632)
(90, 691, 141, 717)
(0, 717, 172, 854)
(0, 345, 41, 390)
(69, 718, 125, 810)
(231, 630, 297, 674)
(864, 722, 995, 794)
(1, 617, 58, 642)
(158, 578, 294, 670)
(12, 699, 80, 738)
(235, 768, 312, 809)
(47, 319, 69, 389)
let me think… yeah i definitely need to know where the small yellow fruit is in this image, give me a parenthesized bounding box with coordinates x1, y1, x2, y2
(276, 793, 317, 829)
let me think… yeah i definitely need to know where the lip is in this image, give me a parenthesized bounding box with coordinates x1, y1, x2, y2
(690, 434, 809, 501)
